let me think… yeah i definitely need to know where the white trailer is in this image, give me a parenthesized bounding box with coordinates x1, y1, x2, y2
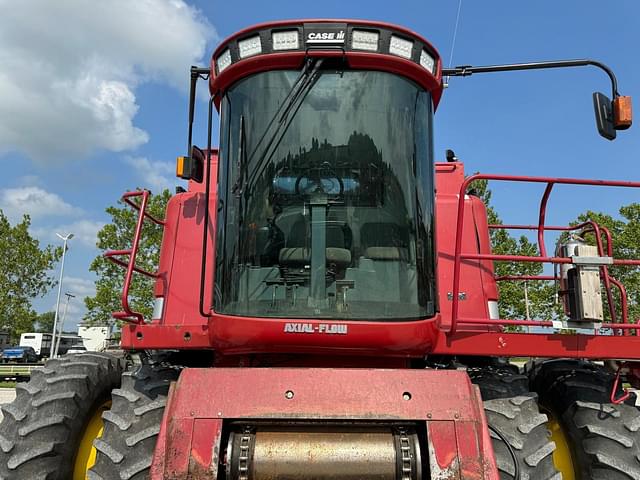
(77, 326, 111, 351)
(19, 333, 52, 358)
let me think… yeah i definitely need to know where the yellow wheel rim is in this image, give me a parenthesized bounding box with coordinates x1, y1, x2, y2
(546, 409, 575, 480)
(73, 400, 111, 480)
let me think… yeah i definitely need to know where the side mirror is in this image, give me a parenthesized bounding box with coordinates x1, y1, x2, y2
(593, 93, 633, 140)
(176, 146, 205, 183)
(593, 92, 616, 140)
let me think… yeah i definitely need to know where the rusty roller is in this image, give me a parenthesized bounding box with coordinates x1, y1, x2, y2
(225, 425, 422, 480)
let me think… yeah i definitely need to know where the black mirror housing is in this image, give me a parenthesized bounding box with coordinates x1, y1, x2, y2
(176, 146, 205, 183)
(593, 92, 616, 140)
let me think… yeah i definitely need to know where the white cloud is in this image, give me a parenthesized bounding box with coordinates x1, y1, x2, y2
(50, 276, 97, 331)
(34, 219, 105, 249)
(0, 186, 82, 222)
(0, 0, 215, 162)
(125, 156, 179, 193)
(63, 276, 97, 300)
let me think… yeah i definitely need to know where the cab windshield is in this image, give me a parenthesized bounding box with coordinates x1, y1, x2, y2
(215, 67, 436, 320)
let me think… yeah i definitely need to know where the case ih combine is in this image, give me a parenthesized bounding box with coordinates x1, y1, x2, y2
(1, 19, 638, 480)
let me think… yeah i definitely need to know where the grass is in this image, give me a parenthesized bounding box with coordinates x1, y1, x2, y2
(0, 382, 16, 388)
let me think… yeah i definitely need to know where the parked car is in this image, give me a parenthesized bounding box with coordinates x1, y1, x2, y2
(66, 346, 87, 354)
(1, 346, 38, 363)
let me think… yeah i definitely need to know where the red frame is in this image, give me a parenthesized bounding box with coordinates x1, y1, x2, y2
(151, 368, 497, 479)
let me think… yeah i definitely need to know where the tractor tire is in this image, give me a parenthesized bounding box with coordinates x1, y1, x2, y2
(531, 359, 640, 479)
(89, 363, 179, 480)
(472, 368, 560, 479)
(0, 352, 124, 480)
(485, 394, 560, 480)
(468, 366, 529, 400)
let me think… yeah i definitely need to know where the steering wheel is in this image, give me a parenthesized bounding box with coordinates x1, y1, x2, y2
(294, 162, 344, 196)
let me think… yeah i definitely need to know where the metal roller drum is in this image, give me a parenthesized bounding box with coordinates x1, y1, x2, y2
(226, 425, 421, 480)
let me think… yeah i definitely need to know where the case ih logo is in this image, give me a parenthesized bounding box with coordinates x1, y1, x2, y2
(284, 323, 348, 334)
(306, 31, 345, 43)
(304, 23, 347, 45)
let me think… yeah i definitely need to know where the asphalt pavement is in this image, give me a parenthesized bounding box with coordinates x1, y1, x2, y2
(0, 389, 16, 422)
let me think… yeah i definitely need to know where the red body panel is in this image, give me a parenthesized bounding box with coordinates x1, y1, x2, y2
(121, 161, 493, 357)
(119, 157, 640, 361)
(151, 368, 498, 479)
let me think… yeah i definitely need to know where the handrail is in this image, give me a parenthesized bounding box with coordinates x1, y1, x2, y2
(104, 190, 164, 324)
(446, 173, 640, 335)
(489, 221, 621, 326)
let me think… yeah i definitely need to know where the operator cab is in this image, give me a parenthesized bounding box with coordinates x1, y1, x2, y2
(209, 22, 442, 320)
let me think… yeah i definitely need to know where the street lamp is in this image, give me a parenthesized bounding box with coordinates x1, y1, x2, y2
(51, 233, 73, 359)
(53, 292, 75, 358)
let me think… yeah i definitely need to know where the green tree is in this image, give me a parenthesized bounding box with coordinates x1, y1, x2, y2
(0, 211, 62, 342)
(34, 311, 56, 333)
(574, 204, 640, 323)
(84, 190, 171, 325)
(470, 179, 558, 321)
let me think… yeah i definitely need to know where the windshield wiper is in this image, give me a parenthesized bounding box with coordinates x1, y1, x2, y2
(244, 58, 325, 193)
(232, 115, 247, 197)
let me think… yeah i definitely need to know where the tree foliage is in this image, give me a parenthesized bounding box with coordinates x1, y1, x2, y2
(34, 311, 56, 333)
(84, 190, 171, 326)
(470, 179, 558, 320)
(0, 211, 62, 342)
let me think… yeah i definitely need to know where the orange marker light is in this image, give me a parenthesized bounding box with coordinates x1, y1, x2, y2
(176, 156, 186, 178)
(614, 96, 632, 130)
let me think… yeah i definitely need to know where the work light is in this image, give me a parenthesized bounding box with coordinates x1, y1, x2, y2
(420, 50, 436, 74)
(351, 30, 379, 52)
(272, 30, 299, 51)
(238, 35, 262, 58)
(389, 35, 413, 59)
(216, 49, 232, 73)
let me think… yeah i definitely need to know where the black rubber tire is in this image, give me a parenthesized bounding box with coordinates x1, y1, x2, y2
(472, 368, 560, 479)
(531, 359, 640, 479)
(89, 363, 179, 480)
(0, 352, 124, 480)
(484, 394, 560, 480)
(468, 366, 529, 400)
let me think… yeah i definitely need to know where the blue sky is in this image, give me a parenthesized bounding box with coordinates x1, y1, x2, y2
(1, 0, 638, 329)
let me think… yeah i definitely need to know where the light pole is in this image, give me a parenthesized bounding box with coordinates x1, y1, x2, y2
(53, 292, 75, 358)
(51, 233, 73, 359)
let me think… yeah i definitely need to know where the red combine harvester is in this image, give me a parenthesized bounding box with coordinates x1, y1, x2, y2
(1, 20, 638, 480)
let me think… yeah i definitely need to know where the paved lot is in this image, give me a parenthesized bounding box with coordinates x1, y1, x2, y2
(0, 389, 16, 422)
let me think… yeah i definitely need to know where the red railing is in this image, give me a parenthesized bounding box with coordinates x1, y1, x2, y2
(104, 190, 165, 323)
(445, 173, 640, 335)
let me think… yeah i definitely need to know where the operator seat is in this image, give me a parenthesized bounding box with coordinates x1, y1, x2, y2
(360, 222, 409, 261)
(279, 214, 352, 269)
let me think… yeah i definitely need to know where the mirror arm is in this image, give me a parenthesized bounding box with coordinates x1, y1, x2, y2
(187, 66, 212, 155)
(443, 59, 620, 99)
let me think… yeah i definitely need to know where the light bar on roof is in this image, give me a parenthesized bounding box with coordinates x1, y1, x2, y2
(272, 30, 299, 51)
(216, 49, 232, 73)
(238, 35, 262, 58)
(389, 35, 413, 59)
(351, 30, 379, 51)
(212, 22, 440, 82)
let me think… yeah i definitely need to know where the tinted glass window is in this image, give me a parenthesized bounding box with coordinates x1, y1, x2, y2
(215, 69, 435, 320)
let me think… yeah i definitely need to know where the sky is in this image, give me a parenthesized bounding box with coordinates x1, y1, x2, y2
(0, 0, 638, 330)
